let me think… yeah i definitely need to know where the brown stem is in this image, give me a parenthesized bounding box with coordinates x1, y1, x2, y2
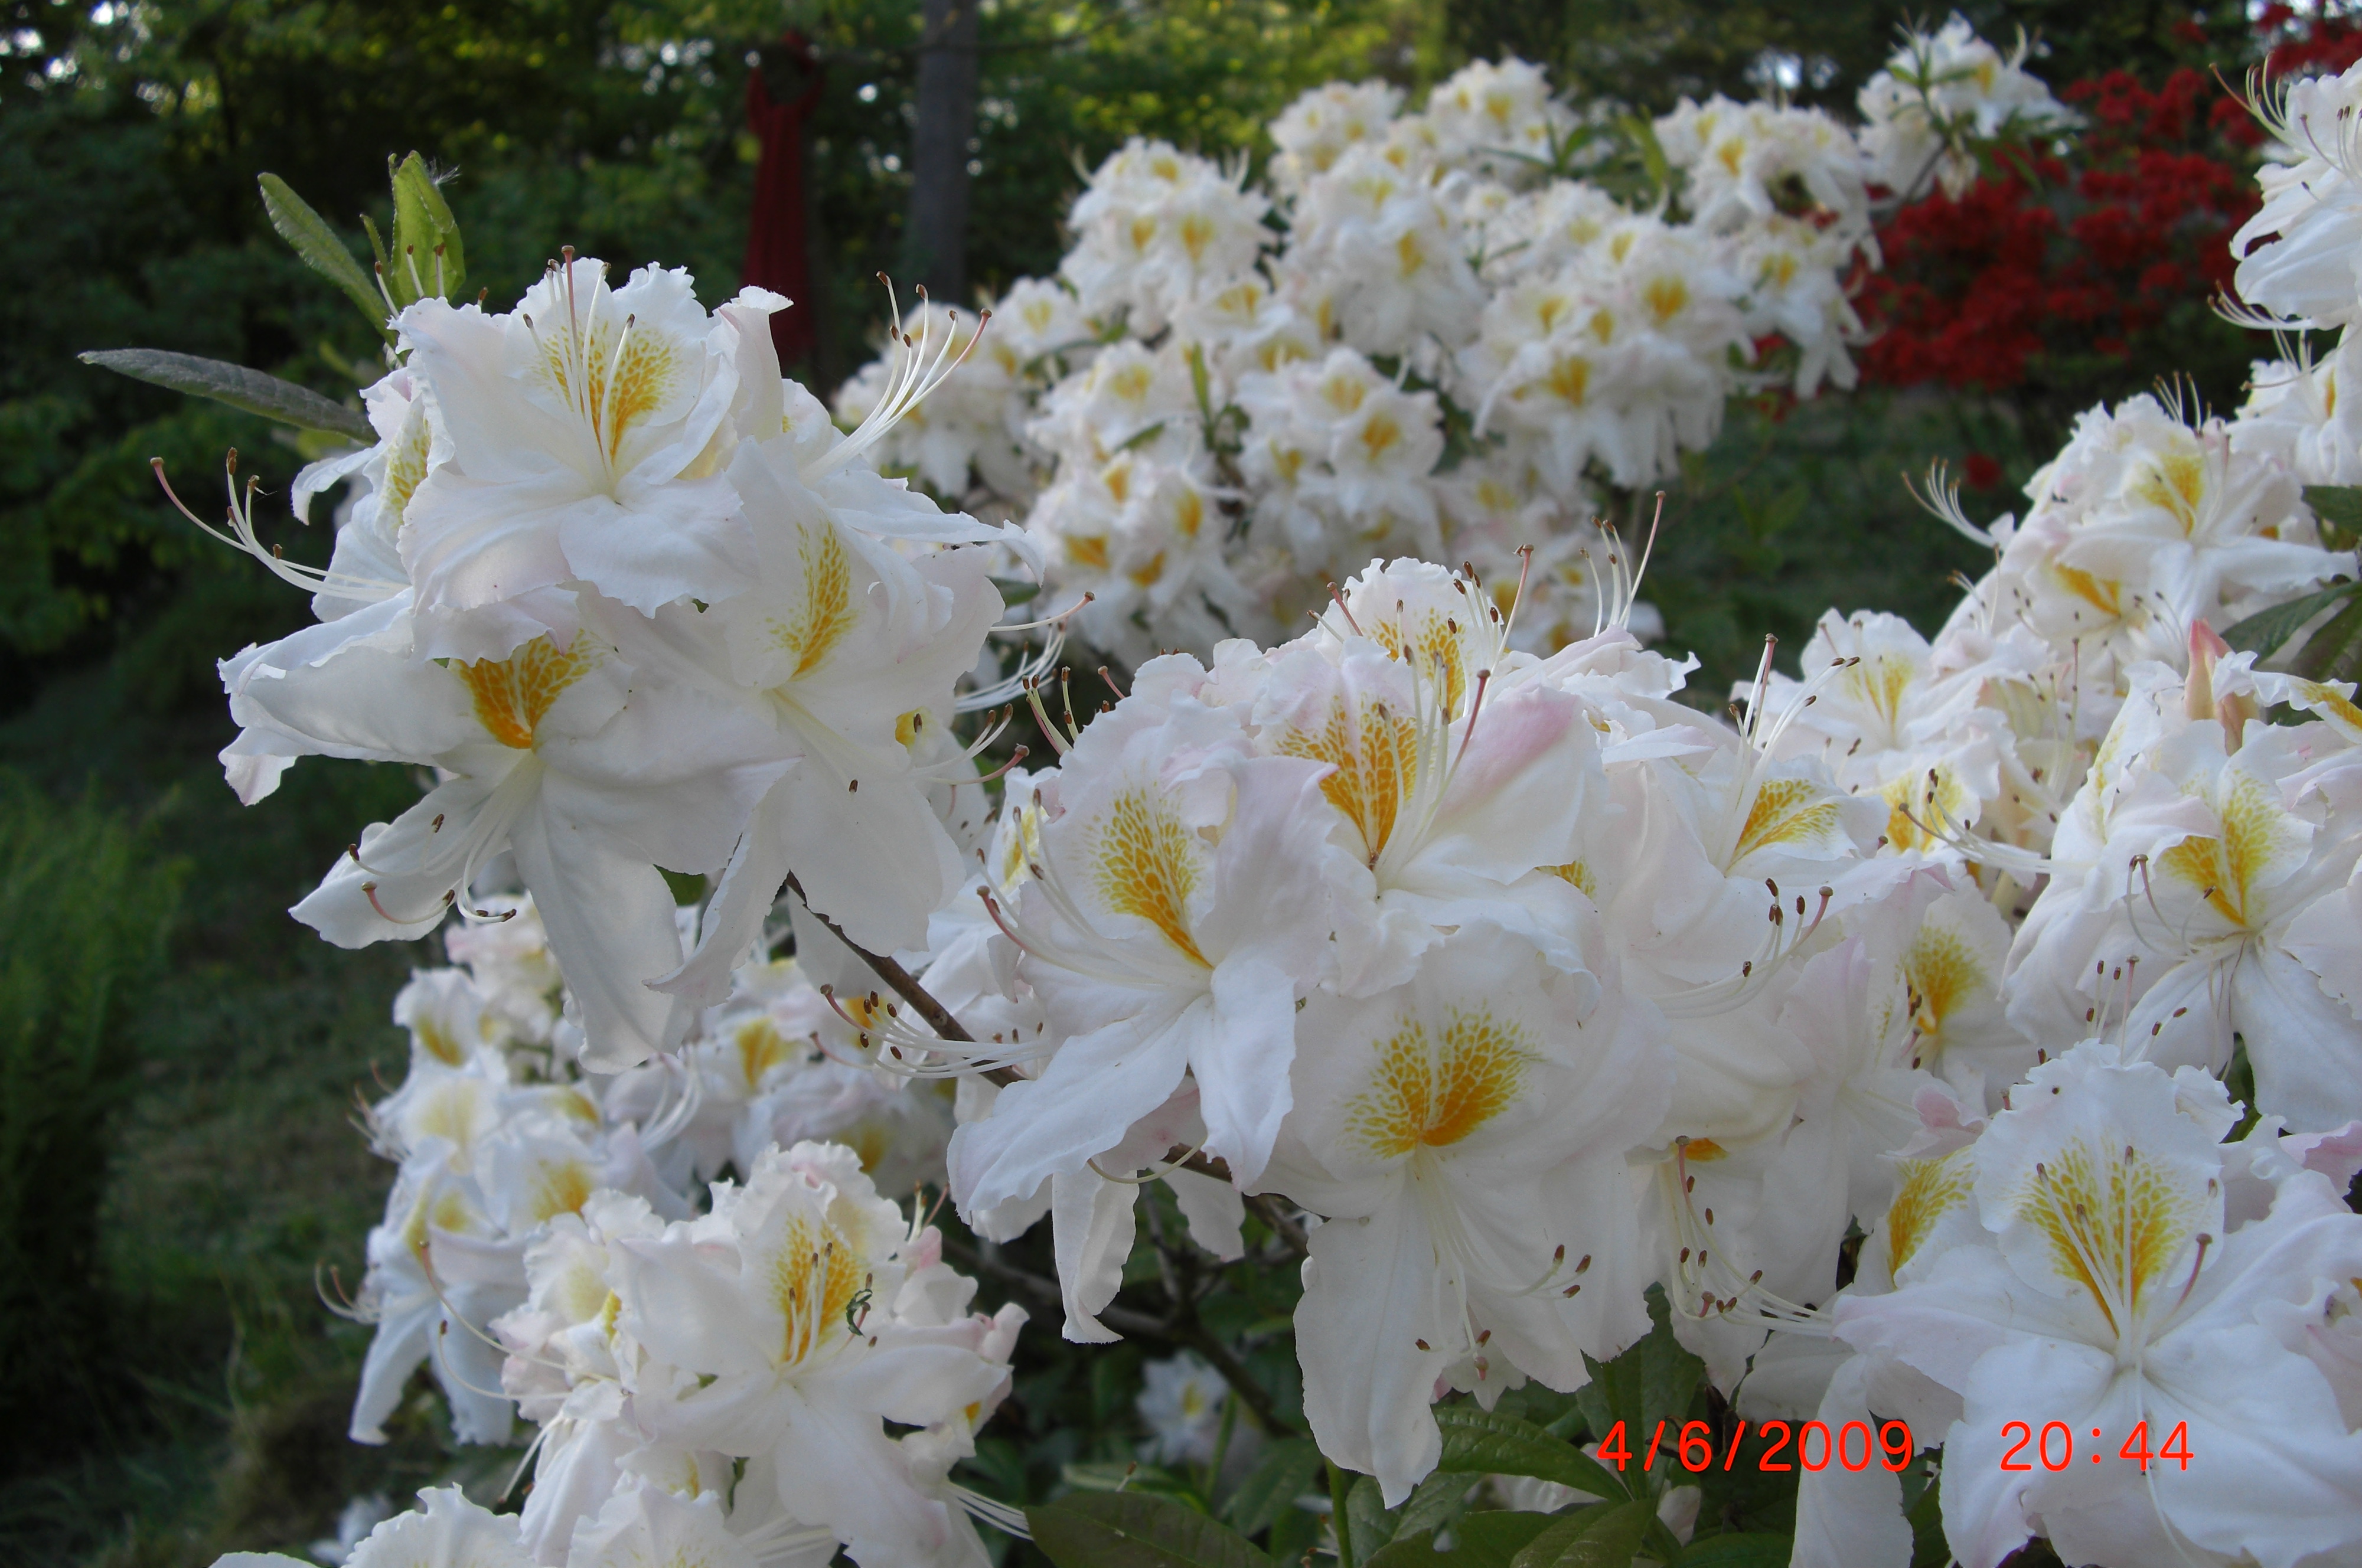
(1241, 1193, 1312, 1259)
(940, 1242, 1301, 1438)
(782, 873, 1023, 1085)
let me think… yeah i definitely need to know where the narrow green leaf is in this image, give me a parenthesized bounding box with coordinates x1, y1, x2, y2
(1060, 1461, 1198, 1501)
(1433, 1405, 1630, 1504)
(2220, 583, 2360, 658)
(1509, 1499, 1653, 1568)
(1671, 1533, 1793, 1567)
(989, 575, 1042, 606)
(2294, 597, 2362, 685)
(362, 214, 394, 303)
(77, 349, 371, 441)
(388, 151, 465, 304)
(1113, 419, 1167, 455)
(1221, 1436, 1322, 1537)
(257, 174, 391, 338)
(1027, 1492, 1270, 1568)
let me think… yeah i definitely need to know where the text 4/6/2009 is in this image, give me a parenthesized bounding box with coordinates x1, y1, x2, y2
(1591, 1419, 1916, 1474)
(1587, 1418, 2194, 1475)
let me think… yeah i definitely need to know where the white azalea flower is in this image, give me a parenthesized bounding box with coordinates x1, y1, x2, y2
(615, 1142, 1015, 1568)
(1268, 922, 1668, 1504)
(396, 259, 784, 661)
(1835, 1041, 2362, 1568)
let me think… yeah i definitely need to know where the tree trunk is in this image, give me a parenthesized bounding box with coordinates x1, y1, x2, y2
(902, 0, 981, 305)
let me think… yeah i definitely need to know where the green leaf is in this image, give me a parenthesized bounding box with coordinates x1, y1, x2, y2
(1366, 1531, 1444, 1567)
(387, 151, 465, 305)
(1394, 1471, 1483, 1543)
(1509, 1499, 1653, 1568)
(1221, 1436, 1322, 1537)
(1451, 1513, 1560, 1565)
(2220, 583, 2360, 659)
(1574, 1288, 1705, 1488)
(989, 575, 1042, 607)
(77, 349, 371, 441)
(2293, 596, 2362, 685)
(1906, 1471, 1948, 1568)
(1027, 1492, 1270, 1568)
(1671, 1533, 1793, 1567)
(1433, 1404, 1630, 1504)
(1363, 1511, 1558, 1568)
(1348, 1474, 1397, 1557)
(2304, 483, 2362, 539)
(257, 174, 392, 338)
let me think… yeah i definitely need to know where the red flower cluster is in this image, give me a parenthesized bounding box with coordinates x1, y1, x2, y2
(1858, 67, 2256, 393)
(2256, 4, 2362, 79)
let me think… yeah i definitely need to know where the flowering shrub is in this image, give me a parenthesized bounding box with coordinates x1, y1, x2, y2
(1860, 63, 2255, 394)
(94, 17, 2362, 1568)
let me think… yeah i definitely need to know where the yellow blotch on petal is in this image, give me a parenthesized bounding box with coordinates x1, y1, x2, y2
(2156, 767, 2306, 929)
(1346, 1005, 1533, 1160)
(537, 313, 689, 473)
(458, 632, 602, 750)
(381, 409, 433, 528)
(1177, 213, 1216, 264)
(1092, 788, 1210, 966)
(1880, 765, 1973, 854)
(2296, 679, 2362, 740)
(1366, 608, 1470, 714)
(1544, 354, 1591, 408)
(1885, 1149, 1972, 1272)
(1280, 698, 1415, 867)
(735, 1015, 796, 1088)
(769, 1212, 866, 1366)
(1900, 921, 1988, 1060)
(2012, 1139, 2201, 1335)
(1542, 861, 1597, 898)
(528, 1159, 596, 1223)
(2129, 447, 2210, 538)
(1734, 776, 1848, 864)
(1643, 275, 1689, 325)
(413, 1014, 466, 1067)
(1844, 653, 1918, 736)
(768, 521, 856, 682)
(1108, 362, 1156, 406)
(2051, 561, 2126, 622)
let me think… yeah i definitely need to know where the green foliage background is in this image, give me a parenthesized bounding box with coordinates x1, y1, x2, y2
(0, 0, 2281, 1563)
